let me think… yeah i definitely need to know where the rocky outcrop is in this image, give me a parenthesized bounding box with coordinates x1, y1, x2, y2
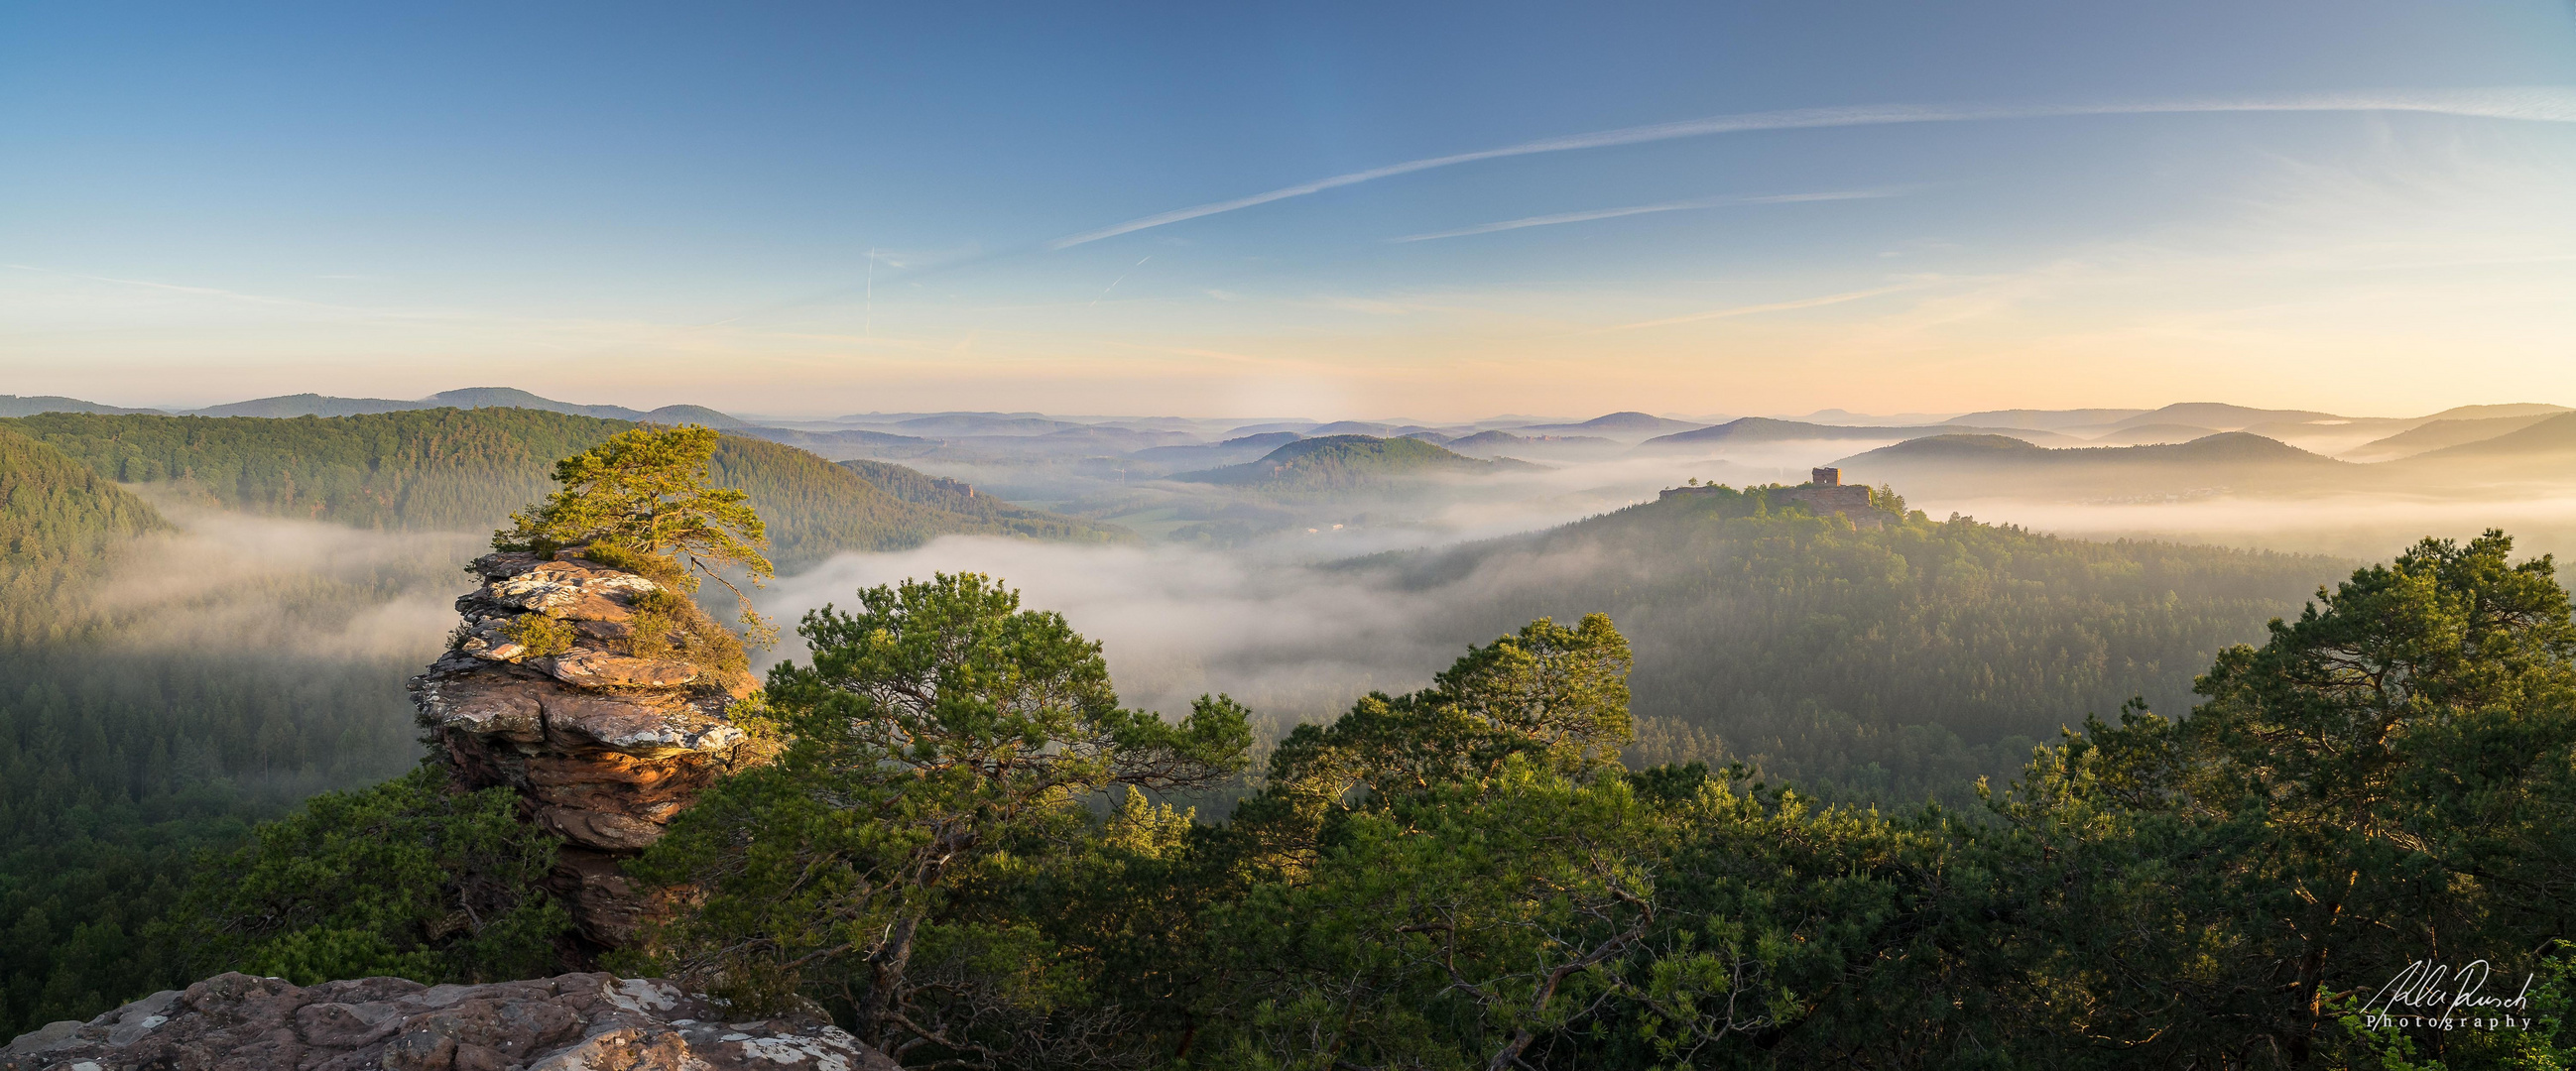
(2, 972, 894, 1071)
(414, 551, 763, 952)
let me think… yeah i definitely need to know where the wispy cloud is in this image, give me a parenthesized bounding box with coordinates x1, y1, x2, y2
(1046, 87, 2576, 249)
(1393, 189, 1899, 243)
(1600, 283, 1926, 331)
(6, 263, 318, 308)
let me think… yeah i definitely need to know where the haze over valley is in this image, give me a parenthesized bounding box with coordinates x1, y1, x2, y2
(11, 385, 2568, 777)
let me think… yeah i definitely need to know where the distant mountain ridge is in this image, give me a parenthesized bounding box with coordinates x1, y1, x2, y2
(1637, 416, 2080, 450)
(2089, 422, 2221, 445)
(186, 393, 437, 417)
(1174, 434, 1533, 488)
(2105, 403, 2340, 431)
(1860, 431, 2340, 466)
(1830, 431, 2359, 499)
(0, 396, 163, 417)
(1941, 408, 2148, 429)
(2342, 414, 2564, 461)
(1442, 429, 1621, 457)
(4, 395, 2567, 466)
(1129, 432, 1304, 472)
(2399, 412, 2576, 464)
(1508, 411, 1703, 437)
(186, 387, 745, 425)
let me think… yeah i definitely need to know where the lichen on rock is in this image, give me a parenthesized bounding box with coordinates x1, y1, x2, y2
(1, 972, 895, 1071)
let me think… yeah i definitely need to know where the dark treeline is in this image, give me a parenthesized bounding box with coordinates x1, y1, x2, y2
(0, 650, 420, 1030)
(2, 410, 1124, 568)
(1363, 485, 2345, 805)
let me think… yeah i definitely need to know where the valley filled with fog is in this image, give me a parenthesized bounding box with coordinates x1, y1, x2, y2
(72, 394, 2574, 751)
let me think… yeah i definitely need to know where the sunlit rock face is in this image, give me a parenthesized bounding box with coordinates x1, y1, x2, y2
(412, 550, 763, 953)
(1, 972, 894, 1071)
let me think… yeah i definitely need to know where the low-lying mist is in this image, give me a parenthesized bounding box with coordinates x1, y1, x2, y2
(95, 501, 479, 662)
(74, 444, 2566, 807)
(1909, 490, 2576, 561)
(756, 537, 1506, 729)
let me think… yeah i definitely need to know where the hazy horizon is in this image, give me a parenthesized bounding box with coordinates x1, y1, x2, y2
(16, 387, 2566, 428)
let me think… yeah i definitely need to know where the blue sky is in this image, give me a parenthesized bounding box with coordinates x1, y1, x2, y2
(4, 2, 2573, 418)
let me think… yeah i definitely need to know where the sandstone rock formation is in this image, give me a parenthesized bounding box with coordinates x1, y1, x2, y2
(413, 551, 763, 953)
(2, 971, 893, 1071)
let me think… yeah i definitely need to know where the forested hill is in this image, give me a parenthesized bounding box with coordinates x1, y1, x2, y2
(1358, 482, 2345, 803)
(1175, 433, 1533, 489)
(703, 443, 1127, 564)
(0, 410, 1125, 567)
(0, 426, 172, 644)
(1831, 430, 2356, 498)
(2, 409, 623, 531)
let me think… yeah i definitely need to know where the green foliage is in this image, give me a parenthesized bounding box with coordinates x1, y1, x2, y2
(0, 415, 1120, 1034)
(1208, 761, 1674, 1070)
(3, 401, 2564, 1071)
(497, 423, 777, 641)
(1985, 530, 2576, 1066)
(0, 648, 422, 1034)
(496, 424, 772, 577)
(0, 408, 629, 532)
(1391, 482, 2343, 806)
(2, 410, 1127, 570)
(499, 614, 576, 657)
(576, 540, 689, 587)
(155, 766, 568, 986)
(1244, 614, 1636, 866)
(616, 533, 2573, 1069)
(626, 572, 1251, 1062)
(624, 587, 753, 678)
(0, 427, 171, 646)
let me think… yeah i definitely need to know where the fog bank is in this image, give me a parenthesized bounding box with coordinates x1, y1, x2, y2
(759, 536, 1517, 728)
(96, 504, 478, 662)
(1912, 491, 2576, 561)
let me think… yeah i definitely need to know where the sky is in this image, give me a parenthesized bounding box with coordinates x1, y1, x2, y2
(3, 2, 2573, 420)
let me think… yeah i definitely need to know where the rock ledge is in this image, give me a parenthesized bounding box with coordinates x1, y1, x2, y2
(414, 550, 764, 951)
(3, 971, 894, 1071)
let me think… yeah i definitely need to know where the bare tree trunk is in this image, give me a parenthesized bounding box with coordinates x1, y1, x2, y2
(860, 914, 920, 1048)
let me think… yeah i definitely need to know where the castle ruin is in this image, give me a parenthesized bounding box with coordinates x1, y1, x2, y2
(1658, 465, 1884, 529)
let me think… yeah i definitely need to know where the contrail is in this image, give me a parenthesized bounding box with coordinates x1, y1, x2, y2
(1047, 87, 2576, 249)
(1090, 255, 1153, 305)
(1394, 189, 1898, 243)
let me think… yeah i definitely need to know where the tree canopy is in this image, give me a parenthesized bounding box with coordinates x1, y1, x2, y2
(625, 573, 1252, 1061)
(8, 470, 2575, 1068)
(495, 423, 773, 579)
